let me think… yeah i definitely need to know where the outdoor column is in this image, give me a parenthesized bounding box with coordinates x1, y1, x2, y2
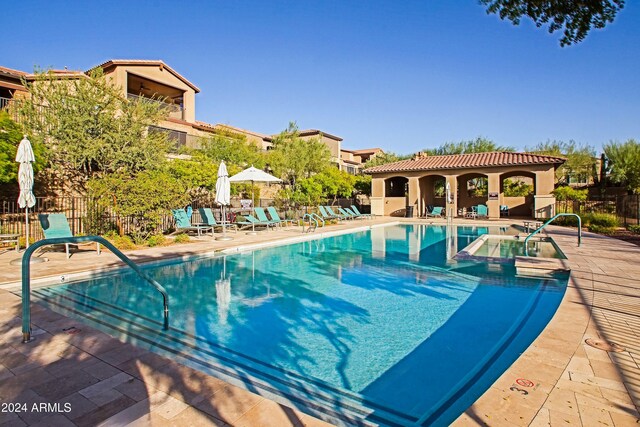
(407, 177, 419, 218)
(487, 173, 501, 219)
(445, 175, 457, 218)
(534, 167, 557, 218)
(371, 177, 385, 216)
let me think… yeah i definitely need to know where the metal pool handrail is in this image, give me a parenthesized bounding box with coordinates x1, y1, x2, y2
(301, 213, 319, 233)
(21, 235, 169, 343)
(524, 213, 581, 256)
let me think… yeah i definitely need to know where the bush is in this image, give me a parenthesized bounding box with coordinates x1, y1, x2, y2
(628, 225, 640, 234)
(582, 213, 619, 228)
(147, 234, 167, 247)
(173, 233, 190, 244)
(103, 231, 136, 250)
(552, 186, 587, 202)
(587, 224, 616, 235)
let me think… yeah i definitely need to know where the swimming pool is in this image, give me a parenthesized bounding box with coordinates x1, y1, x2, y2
(31, 224, 567, 426)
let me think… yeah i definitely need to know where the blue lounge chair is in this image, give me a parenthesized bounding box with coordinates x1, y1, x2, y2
(254, 207, 280, 227)
(39, 213, 101, 258)
(325, 206, 350, 220)
(425, 206, 444, 218)
(266, 207, 295, 227)
(236, 214, 276, 231)
(500, 205, 509, 217)
(318, 205, 340, 221)
(172, 209, 213, 236)
(351, 205, 373, 218)
(476, 204, 488, 218)
(340, 207, 363, 220)
(197, 208, 237, 232)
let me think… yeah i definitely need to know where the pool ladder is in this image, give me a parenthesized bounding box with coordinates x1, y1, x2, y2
(21, 235, 169, 343)
(524, 213, 581, 256)
(301, 213, 324, 233)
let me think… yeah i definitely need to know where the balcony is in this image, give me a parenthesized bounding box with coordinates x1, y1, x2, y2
(126, 93, 184, 120)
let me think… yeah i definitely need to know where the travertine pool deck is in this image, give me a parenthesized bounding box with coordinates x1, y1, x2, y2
(0, 218, 639, 426)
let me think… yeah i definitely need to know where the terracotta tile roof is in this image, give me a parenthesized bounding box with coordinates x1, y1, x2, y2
(0, 65, 27, 77)
(297, 129, 343, 141)
(92, 59, 200, 93)
(364, 151, 566, 174)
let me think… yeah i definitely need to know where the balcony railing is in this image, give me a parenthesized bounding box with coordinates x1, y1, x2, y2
(127, 93, 184, 120)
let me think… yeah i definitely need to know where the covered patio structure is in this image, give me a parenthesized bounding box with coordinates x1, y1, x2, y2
(365, 152, 565, 219)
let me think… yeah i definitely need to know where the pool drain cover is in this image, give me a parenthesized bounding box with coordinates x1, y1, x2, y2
(585, 338, 625, 352)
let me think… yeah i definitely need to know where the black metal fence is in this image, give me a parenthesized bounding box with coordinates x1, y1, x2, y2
(555, 194, 640, 226)
(0, 196, 364, 242)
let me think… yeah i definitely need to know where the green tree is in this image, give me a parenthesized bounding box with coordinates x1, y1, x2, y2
(87, 169, 189, 239)
(268, 122, 331, 188)
(200, 131, 265, 169)
(503, 178, 533, 197)
(604, 139, 640, 194)
(0, 112, 47, 184)
(480, 0, 625, 46)
(309, 167, 356, 203)
(527, 140, 596, 184)
(354, 174, 372, 195)
(424, 137, 514, 155)
(18, 68, 171, 190)
(363, 151, 411, 169)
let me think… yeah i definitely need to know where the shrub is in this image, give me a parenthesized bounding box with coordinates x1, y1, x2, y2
(582, 213, 619, 228)
(147, 234, 167, 247)
(587, 224, 616, 235)
(103, 231, 136, 250)
(628, 225, 640, 234)
(552, 186, 587, 202)
(173, 233, 190, 244)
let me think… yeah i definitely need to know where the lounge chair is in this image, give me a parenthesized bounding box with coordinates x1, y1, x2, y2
(476, 204, 488, 219)
(236, 214, 276, 231)
(351, 205, 373, 218)
(254, 207, 280, 227)
(425, 206, 444, 218)
(500, 205, 509, 217)
(197, 208, 237, 232)
(266, 207, 295, 227)
(325, 206, 350, 220)
(38, 213, 101, 258)
(172, 209, 213, 237)
(340, 207, 364, 220)
(318, 205, 341, 221)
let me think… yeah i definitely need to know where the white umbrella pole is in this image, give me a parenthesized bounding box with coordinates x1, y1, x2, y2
(222, 205, 227, 238)
(25, 208, 29, 250)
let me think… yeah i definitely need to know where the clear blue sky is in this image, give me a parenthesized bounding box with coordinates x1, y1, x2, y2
(3, 0, 639, 154)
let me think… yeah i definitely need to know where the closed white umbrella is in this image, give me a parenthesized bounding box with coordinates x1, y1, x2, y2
(16, 136, 36, 249)
(215, 161, 232, 240)
(229, 166, 282, 233)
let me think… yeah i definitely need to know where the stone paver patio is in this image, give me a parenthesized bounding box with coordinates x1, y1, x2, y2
(0, 218, 639, 426)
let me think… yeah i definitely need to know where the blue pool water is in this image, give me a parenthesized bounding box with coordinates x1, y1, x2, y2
(33, 224, 567, 426)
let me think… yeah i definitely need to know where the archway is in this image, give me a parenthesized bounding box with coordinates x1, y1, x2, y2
(418, 175, 446, 217)
(457, 173, 488, 213)
(384, 176, 408, 216)
(500, 171, 536, 217)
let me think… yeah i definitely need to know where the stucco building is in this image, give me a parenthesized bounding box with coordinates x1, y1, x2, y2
(365, 151, 565, 219)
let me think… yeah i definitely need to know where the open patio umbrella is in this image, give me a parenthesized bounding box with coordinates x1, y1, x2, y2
(229, 166, 282, 233)
(16, 136, 36, 250)
(215, 161, 232, 241)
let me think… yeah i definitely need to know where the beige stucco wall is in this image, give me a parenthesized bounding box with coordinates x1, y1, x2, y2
(103, 65, 196, 123)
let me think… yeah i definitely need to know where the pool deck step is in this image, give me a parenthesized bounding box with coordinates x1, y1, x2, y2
(514, 256, 571, 277)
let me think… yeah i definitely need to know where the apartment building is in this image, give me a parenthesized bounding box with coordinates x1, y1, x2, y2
(1, 59, 379, 173)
